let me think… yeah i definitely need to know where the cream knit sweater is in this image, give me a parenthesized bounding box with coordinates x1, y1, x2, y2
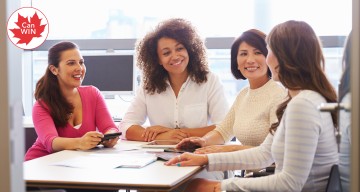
(215, 79, 286, 146)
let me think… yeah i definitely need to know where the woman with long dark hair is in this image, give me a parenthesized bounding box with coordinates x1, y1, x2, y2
(25, 41, 119, 161)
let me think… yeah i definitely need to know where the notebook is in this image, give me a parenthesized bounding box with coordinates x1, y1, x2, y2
(52, 152, 157, 169)
(140, 140, 179, 149)
(150, 151, 181, 161)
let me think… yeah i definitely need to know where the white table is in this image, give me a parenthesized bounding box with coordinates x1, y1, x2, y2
(24, 140, 203, 192)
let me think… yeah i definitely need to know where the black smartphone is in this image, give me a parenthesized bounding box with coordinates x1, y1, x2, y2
(164, 148, 187, 153)
(99, 132, 122, 144)
(177, 141, 201, 152)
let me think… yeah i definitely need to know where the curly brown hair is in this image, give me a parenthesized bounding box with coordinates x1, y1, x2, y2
(135, 18, 209, 94)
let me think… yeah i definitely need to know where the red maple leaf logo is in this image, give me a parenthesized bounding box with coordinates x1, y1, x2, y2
(9, 12, 47, 45)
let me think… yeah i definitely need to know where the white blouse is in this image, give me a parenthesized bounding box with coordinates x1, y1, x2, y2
(119, 72, 229, 139)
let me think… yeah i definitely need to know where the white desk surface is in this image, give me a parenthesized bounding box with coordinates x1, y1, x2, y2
(24, 140, 203, 191)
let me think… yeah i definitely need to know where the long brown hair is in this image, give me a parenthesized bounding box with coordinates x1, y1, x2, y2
(135, 18, 209, 94)
(34, 41, 78, 127)
(267, 20, 338, 134)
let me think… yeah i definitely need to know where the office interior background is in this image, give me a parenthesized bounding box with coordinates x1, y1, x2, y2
(1, 0, 359, 191)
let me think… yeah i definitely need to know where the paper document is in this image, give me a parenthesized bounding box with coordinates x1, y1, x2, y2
(52, 152, 157, 169)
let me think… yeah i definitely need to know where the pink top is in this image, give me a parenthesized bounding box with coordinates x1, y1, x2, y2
(25, 86, 118, 161)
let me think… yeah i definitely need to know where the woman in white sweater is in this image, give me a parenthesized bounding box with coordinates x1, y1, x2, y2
(166, 20, 338, 192)
(177, 29, 286, 154)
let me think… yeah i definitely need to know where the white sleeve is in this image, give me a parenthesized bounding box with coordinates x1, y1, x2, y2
(214, 103, 236, 142)
(118, 87, 147, 139)
(218, 98, 323, 191)
(207, 73, 229, 125)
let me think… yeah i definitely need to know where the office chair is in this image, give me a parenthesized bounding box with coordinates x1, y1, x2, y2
(325, 164, 342, 192)
(319, 86, 349, 192)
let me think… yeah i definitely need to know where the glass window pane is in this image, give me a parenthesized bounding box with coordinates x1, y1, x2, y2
(25, 0, 351, 115)
(32, 0, 351, 39)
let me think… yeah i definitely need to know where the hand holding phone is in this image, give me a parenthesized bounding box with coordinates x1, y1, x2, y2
(98, 132, 122, 145)
(164, 148, 188, 153)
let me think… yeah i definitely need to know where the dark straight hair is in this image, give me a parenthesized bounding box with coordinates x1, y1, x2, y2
(230, 29, 271, 80)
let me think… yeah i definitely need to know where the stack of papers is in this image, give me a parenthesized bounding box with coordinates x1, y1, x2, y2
(52, 152, 157, 169)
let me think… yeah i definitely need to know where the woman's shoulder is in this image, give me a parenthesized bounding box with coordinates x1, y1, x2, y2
(263, 80, 287, 99)
(206, 71, 219, 81)
(292, 90, 326, 107)
(267, 79, 285, 92)
(33, 100, 48, 110)
(32, 100, 50, 117)
(234, 85, 250, 99)
(78, 85, 101, 95)
(298, 90, 323, 99)
(200, 72, 223, 87)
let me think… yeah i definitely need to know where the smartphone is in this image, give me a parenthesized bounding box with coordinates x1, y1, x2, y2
(177, 141, 201, 152)
(164, 148, 187, 153)
(99, 132, 122, 144)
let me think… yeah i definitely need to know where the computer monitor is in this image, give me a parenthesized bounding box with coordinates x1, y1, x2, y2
(81, 54, 135, 97)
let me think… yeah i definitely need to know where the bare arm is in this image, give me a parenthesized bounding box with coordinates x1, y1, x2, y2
(195, 144, 254, 154)
(180, 125, 216, 137)
(202, 129, 226, 146)
(124, 125, 147, 141)
(52, 131, 103, 151)
(126, 125, 172, 141)
(195, 131, 254, 153)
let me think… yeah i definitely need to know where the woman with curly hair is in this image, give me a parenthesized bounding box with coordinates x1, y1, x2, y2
(119, 18, 229, 142)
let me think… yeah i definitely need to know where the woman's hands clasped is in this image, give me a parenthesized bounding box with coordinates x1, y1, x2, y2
(142, 125, 171, 141)
(142, 126, 189, 142)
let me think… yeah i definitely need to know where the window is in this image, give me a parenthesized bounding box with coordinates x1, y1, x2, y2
(23, 0, 351, 116)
